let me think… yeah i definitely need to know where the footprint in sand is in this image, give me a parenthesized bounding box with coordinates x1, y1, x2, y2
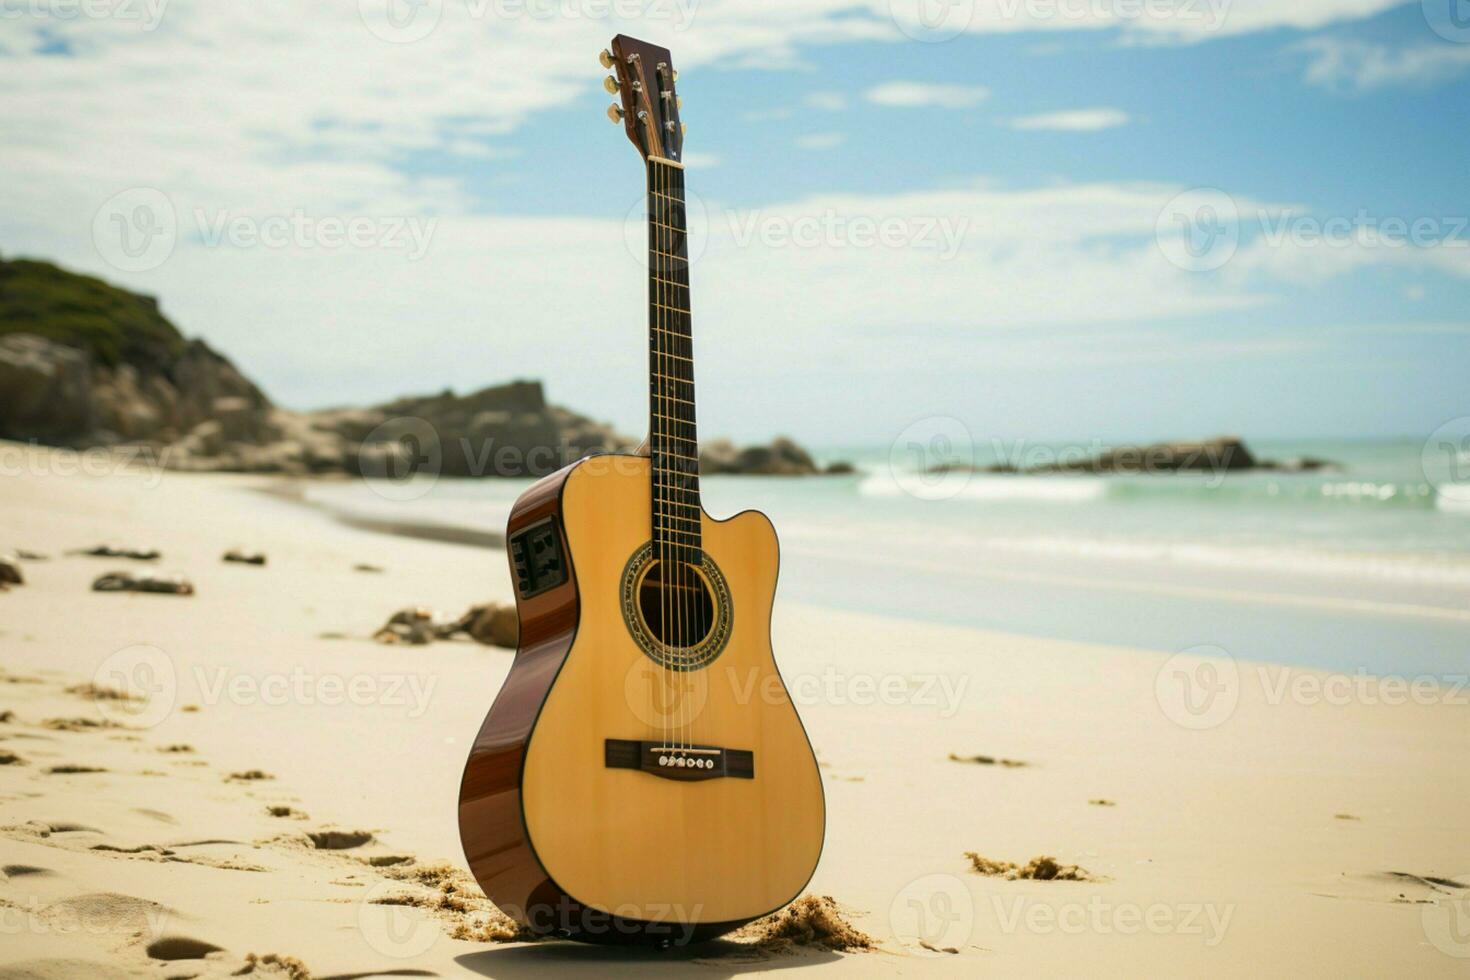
(1, 864, 55, 879)
(144, 935, 224, 961)
(1312, 871, 1467, 904)
(225, 769, 274, 782)
(307, 829, 375, 850)
(44, 765, 107, 775)
(40, 892, 176, 938)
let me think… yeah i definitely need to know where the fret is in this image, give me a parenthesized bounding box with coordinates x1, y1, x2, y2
(650, 497, 701, 510)
(647, 159, 701, 523)
(652, 526, 701, 541)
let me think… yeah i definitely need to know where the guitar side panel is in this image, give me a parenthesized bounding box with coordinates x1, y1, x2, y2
(457, 462, 580, 928)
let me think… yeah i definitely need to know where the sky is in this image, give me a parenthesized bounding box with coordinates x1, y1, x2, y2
(1, 0, 1467, 447)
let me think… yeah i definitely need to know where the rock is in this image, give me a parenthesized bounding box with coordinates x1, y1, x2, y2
(74, 545, 161, 561)
(466, 604, 519, 648)
(353, 563, 385, 574)
(436, 603, 520, 648)
(92, 571, 194, 595)
(1028, 436, 1257, 474)
(222, 549, 266, 566)
(0, 555, 23, 586)
(702, 436, 821, 475)
(1262, 456, 1339, 473)
(932, 437, 1341, 477)
(823, 460, 856, 475)
(0, 334, 95, 443)
(373, 607, 437, 645)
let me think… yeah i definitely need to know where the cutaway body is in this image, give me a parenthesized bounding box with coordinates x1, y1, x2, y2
(457, 454, 825, 944)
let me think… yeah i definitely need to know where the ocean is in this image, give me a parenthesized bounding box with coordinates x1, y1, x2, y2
(303, 437, 1470, 681)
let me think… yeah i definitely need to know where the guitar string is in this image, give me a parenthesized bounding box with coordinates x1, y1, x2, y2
(653, 156, 675, 757)
(673, 161, 692, 759)
(675, 162, 698, 758)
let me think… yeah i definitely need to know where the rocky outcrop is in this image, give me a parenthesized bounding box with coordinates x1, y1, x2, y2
(1, 257, 829, 478)
(936, 436, 1339, 476)
(0, 331, 273, 450)
(0, 333, 95, 443)
(701, 437, 817, 475)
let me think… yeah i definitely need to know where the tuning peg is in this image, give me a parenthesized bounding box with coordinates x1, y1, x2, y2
(599, 49, 615, 69)
(603, 76, 620, 94)
(606, 103, 624, 124)
(677, 96, 683, 109)
(681, 123, 688, 136)
(671, 69, 679, 81)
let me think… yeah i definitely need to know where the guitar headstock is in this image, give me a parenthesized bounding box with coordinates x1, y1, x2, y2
(601, 35, 684, 164)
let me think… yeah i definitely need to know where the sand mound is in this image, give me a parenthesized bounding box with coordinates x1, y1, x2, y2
(965, 853, 1093, 881)
(733, 895, 875, 952)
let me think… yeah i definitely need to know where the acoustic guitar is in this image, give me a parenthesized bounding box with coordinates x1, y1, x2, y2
(457, 35, 825, 945)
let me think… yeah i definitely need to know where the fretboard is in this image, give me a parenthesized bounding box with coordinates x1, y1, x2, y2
(646, 156, 700, 563)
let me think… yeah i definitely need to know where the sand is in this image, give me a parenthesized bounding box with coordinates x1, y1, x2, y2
(1, 441, 1467, 977)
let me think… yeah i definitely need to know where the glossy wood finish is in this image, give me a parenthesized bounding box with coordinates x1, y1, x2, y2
(457, 463, 580, 929)
(457, 454, 825, 943)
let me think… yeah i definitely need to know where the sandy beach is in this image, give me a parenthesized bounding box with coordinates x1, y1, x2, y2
(1, 441, 1467, 978)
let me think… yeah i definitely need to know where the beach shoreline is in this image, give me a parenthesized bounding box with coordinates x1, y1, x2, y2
(2, 444, 1468, 977)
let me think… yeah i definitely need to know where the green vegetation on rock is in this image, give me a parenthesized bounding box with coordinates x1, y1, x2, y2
(0, 256, 184, 369)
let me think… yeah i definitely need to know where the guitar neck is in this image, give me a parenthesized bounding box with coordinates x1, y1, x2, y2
(646, 156, 701, 560)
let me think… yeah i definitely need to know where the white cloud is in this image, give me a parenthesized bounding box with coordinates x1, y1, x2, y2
(866, 81, 990, 108)
(680, 151, 722, 169)
(1009, 108, 1131, 131)
(0, 0, 1457, 436)
(1295, 38, 1470, 92)
(805, 91, 848, 111)
(796, 132, 846, 150)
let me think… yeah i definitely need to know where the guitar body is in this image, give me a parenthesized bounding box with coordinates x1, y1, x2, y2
(458, 454, 825, 943)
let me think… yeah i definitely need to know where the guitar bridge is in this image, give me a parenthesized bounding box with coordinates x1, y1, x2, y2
(604, 738, 753, 781)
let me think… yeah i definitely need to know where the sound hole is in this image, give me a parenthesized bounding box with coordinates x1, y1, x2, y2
(636, 560, 716, 650)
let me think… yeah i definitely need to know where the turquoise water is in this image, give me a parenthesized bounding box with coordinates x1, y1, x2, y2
(305, 438, 1470, 679)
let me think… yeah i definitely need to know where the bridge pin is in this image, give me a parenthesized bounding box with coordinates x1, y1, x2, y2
(658, 755, 668, 766)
